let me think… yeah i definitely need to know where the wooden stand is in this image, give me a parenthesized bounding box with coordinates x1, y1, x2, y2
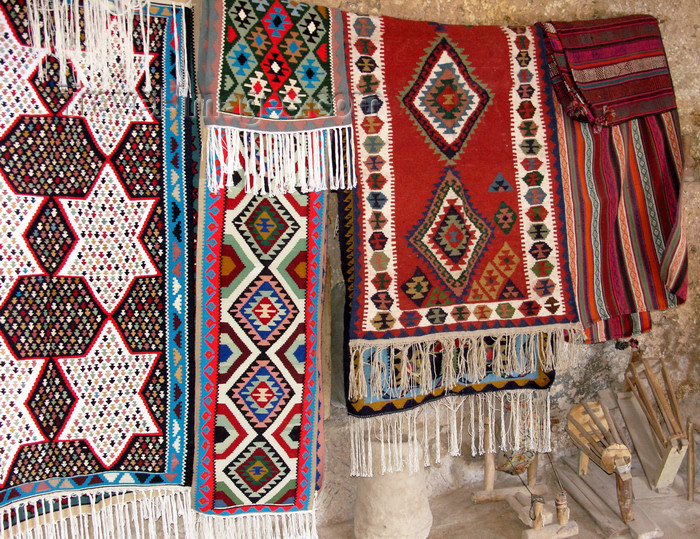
(559, 456, 663, 538)
(473, 425, 548, 504)
(557, 389, 665, 538)
(472, 432, 577, 538)
(566, 401, 634, 522)
(621, 353, 688, 490)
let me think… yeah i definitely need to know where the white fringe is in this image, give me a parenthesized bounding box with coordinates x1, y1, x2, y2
(196, 510, 317, 539)
(206, 125, 357, 195)
(26, 0, 191, 94)
(349, 390, 551, 477)
(348, 326, 583, 401)
(0, 489, 316, 539)
(0, 488, 198, 539)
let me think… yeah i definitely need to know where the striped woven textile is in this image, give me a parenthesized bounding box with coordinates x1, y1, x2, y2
(556, 105, 687, 343)
(540, 15, 677, 128)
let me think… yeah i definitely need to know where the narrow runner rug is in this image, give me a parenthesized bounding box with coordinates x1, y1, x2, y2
(340, 14, 582, 474)
(0, 0, 197, 536)
(194, 162, 325, 536)
(540, 16, 687, 342)
(199, 0, 355, 194)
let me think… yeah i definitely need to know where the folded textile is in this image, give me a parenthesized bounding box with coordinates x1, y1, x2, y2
(340, 14, 581, 473)
(0, 0, 197, 535)
(541, 16, 687, 343)
(553, 88, 686, 343)
(194, 158, 325, 536)
(199, 0, 355, 194)
(540, 15, 677, 129)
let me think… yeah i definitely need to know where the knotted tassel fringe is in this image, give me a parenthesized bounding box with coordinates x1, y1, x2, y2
(206, 125, 357, 195)
(348, 326, 583, 401)
(26, 0, 191, 95)
(349, 390, 551, 477)
(0, 489, 316, 539)
(196, 510, 317, 539)
(0, 488, 198, 539)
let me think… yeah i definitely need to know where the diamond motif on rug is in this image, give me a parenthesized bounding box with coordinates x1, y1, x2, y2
(494, 201, 517, 234)
(26, 199, 76, 274)
(230, 359, 291, 429)
(231, 272, 298, 347)
(408, 167, 491, 295)
(27, 358, 76, 440)
(402, 37, 491, 161)
(234, 197, 300, 261)
(224, 440, 289, 501)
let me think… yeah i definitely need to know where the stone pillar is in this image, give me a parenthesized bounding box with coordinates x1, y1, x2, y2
(353, 441, 433, 539)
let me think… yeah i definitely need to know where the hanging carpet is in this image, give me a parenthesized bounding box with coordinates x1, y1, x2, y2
(194, 162, 326, 536)
(340, 14, 581, 475)
(199, 0, 355, 194)
(539, 16, 687, 342)
(0, 0, 197, 536)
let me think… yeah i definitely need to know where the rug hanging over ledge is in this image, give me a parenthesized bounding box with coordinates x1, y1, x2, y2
(199, 0, 355, 194)
(340, 14, 581, 475)
(539, 15, 688, 342)
(194, 156, 326, 536)
(0, 0, 197, 537)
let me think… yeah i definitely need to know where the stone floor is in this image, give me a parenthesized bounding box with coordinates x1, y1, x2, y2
(318, 464, 700, 538)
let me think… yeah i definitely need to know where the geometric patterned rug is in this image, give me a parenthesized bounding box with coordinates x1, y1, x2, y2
(342, 14, 580, 369)
(0, 0, 196, 531)
(340, 13, 581, 475)
(195, 160, 324, 534)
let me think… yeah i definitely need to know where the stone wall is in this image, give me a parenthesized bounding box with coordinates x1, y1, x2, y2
(311, 0, 700, 527)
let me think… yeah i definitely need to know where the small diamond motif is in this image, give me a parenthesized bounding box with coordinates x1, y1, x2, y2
(232, 272, 298, 347)
(27, 359, 76, 440)
(235, 197, 300, 261)
(26, 199, 76, 274)
(230, 360, 291, 429)
(224, 440, 289, 500)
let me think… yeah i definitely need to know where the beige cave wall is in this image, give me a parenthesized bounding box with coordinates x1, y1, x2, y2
(307, 0, 700, 528)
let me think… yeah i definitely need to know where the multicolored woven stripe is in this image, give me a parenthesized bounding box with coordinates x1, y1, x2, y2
(543, 14, 688, 343)
(0, 0, 197, 530)
(539, 15, 677, 128)
(195, 152, 325, 534)
(555, 105, 686, 342)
